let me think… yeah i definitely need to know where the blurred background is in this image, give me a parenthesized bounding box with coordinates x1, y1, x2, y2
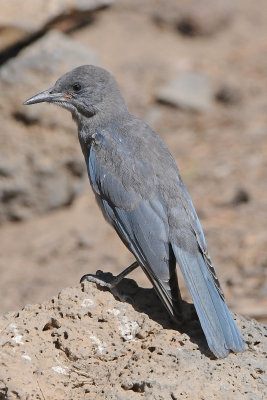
(0, 0, 266, 322)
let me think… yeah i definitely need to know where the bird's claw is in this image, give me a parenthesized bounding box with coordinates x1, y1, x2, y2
(80, 270, 117, 289)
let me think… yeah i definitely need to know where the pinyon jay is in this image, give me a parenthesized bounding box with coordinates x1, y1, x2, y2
(24, 65, 245, 358)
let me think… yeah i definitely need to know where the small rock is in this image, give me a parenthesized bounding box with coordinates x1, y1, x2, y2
(39, 169, 75, 210)
(0, 181, 27, 203)
(215, 85, 242, 105)
(230, 188, 250, 206)
(65, 157, 85, 177)
(157, 72, 212, 112)
(7, 204, 34, 222)
(0, 157, 15, 177)
(43, 317, 61, 331)
(76, 233, 92, 249)
(152, 0, 233, 37)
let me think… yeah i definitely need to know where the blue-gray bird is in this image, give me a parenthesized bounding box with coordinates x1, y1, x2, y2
(24, 65, 245, 358)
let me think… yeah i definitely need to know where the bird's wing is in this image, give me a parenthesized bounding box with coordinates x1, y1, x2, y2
(88, 144, 181, 320)
(170, 181, 244, 357)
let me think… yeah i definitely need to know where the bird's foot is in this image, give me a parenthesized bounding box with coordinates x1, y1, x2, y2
(80, 270, 118, 289)
(80, 269, 138, 303)
(80, 262, 139, 290)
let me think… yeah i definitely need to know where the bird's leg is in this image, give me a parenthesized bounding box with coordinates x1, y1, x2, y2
(80, 261, 139, 289)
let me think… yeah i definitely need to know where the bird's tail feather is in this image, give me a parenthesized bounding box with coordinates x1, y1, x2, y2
(171, 244, 245, 358)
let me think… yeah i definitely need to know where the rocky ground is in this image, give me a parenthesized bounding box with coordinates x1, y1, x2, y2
(0, 0, 267, 397)
(0, 0, 266, 320)
(0, 279, 266, 399)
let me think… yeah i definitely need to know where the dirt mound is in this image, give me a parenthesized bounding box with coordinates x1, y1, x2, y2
(0, 278, 266, 399)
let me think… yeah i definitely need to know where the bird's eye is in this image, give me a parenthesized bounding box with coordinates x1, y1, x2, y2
(72, 83, 82, 92)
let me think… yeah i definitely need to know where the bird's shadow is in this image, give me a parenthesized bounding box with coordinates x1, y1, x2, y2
(82, 273, 215, 359)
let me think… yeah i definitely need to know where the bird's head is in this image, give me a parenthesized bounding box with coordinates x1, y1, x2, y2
(24, 65, 127, 121)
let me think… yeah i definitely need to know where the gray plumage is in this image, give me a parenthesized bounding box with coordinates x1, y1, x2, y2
(24, 65, 245, 358)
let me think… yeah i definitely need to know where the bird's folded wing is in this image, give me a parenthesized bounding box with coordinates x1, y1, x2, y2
(88, 145, 180, 318)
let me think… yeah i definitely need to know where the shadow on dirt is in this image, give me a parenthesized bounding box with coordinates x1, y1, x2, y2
(81, 272, 215, 359)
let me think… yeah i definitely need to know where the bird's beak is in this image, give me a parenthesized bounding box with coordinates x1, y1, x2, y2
(23, 88, 70, 105)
